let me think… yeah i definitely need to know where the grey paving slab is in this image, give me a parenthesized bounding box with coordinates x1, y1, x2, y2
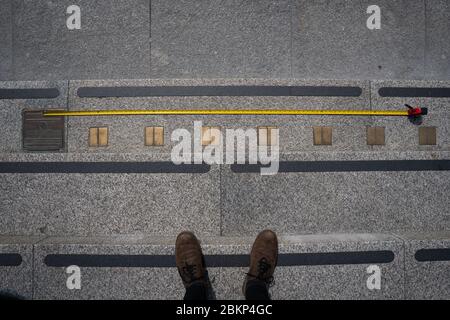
(0, 165, 220, 237)
(33, 233, 404, 300)
(221, 164, 450, 236)
(292, 0, 425, 80)
(68, 79, 372, 154)
(0, 81, 68, 153)
(0, 0, 13, 80)
(371, 80, 450, 151)
(398, 232, 450, 300)
(0, 173, 89, 236)
(425, 0, 450, 80)
(13, 0, 150, 36)
(12, 0, 150, 80)
(0, 236, 43, 299)
(34, 236, 193, 299)
(13, 33, 150, 81)
(215, 235, 403, 300)
(218, 234, 404, 300)
(33, 242, 155, 299)
(151, 0, 291, 78)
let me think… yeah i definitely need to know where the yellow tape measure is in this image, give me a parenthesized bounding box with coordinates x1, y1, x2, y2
(43, 109, 410, 117)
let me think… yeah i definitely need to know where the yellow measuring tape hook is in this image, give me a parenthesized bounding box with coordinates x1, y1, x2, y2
(43, 107, 424, 117)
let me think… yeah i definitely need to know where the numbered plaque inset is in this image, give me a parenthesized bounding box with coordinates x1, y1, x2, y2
(419, 127, 437, 145)
(367, 127, 385, 145)
(201, 126, 221, 146)
(145, 126, 164, 146)
(89, 127, 109, 147)
(258, 126, 279, 146)
(313, 126, 333, 146)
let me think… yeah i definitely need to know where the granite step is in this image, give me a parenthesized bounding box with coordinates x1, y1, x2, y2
(1, 79, 449, 237)
(1, 79, 449, 155)
(0, 151, 449, 237)
(0, 232, 448, 300)
(1, 0, 449, 80)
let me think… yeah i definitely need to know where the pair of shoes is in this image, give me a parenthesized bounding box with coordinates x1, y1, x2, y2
(175, 230, 278, 297)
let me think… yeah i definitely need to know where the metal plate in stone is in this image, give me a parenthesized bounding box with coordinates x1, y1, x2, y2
(22, 110, 65, 152)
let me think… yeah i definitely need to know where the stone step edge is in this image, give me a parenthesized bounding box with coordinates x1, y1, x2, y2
(2, 232, 449, 248)
(1, 150, 449, 162)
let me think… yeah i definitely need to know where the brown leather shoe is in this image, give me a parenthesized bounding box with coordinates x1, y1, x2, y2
(243, 230, 278, 293)
(175, 231, 206, 288)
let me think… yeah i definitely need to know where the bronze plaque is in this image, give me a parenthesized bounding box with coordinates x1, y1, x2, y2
(419, 127, 437, 146)
(367, 127, 385, 146)
(313, 126, 332, 145)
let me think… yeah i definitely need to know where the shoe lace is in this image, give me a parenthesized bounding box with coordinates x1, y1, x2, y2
(246, 257, 275, 287)
(181, 262, 200, 283)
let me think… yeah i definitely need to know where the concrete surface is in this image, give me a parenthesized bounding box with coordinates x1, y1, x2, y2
(151, 0, 291, 78)
(0, 233, 444, 300)
(292, 0, 425, 80)
(425, 0, 450, 80)
(0, 236, 43, 299)
(0, 166, 220, 237)
(0, 0, 12, 80)
(221, 164, 450, 236)
(31, 233, 404, 300)
(0, 0, 449, 80)
(398, 231, 450, 300)
(11, 0, 150, 80)
(0, 0, 449, 300)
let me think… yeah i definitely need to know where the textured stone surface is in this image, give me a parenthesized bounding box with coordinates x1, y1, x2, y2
(292, 0, 426, 80)
(68, 79, 372, 154)
(0, 0, 13, 80)
(398, 232, 450, 300)
(221, 165, 450, 236)
(425, 0, 450, 80)
(33, 233, 404, 300)
(1, 150, 450, 163)
(151, 0, 291, 78)
(1, 78, 449, 239)
(12, 0, 150, 80)
(206, 233, 405, 300)
(0, 236, 43, 299)
(34, 242, 134, 300)
(371, 80, 450, 152)
(2, 1, 450, 81)
(371, 80, 450, 113)
(0, 165, 220, 237)
(0, 81, 68, 153)
(1, 0, 449, 300)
